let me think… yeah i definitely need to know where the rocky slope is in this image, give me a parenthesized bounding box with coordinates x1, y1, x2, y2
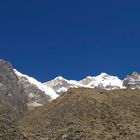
(17, 88, 140, 140)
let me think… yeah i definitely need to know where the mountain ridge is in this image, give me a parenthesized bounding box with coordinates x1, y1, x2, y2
(1, 59, 140, 105)
(13, 67, 140, 95)
(44, 72, 140, 94)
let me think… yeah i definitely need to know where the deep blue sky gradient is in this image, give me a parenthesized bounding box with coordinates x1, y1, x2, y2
(0, 0, 140, 81)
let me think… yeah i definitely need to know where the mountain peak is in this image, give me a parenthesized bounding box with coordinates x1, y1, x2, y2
(86, 76, 93, 79)
(99, 72, 109, 77)
(131, 71, 140, 78)
(54, 76, 66, 81)
(123, 72, 140, 89)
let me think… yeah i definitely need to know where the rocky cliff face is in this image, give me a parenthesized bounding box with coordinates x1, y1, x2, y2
(123, 72, 140, 89)
(0, 60, 27, 115)
(0, 60, 27, 139)
(16, 75, 51, 106)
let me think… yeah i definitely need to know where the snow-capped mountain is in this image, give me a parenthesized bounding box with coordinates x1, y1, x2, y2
(14, 68, 140, 104)
(80, 73, 124, 90)
(44, 73, 125, 94)
(123, 72, 140, 89)
(14, 69, 59, 106)
(44, 76, 90, 95)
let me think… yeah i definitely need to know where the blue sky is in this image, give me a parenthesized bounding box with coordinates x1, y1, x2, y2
(0, 0, 140, 81)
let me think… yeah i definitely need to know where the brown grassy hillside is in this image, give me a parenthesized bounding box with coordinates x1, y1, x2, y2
(17, 88, 140, 140)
